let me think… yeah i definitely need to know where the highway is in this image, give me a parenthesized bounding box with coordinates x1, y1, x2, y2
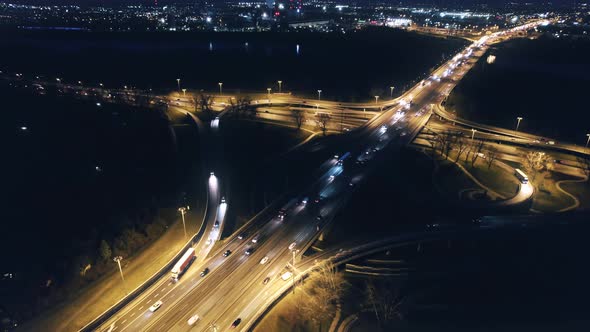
(87, 20, 550, 332)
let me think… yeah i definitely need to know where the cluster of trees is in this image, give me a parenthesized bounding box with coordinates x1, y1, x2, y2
(228, 96, 256, 118)
(315, 113, 331, 136)
(428, 130, 499, 169)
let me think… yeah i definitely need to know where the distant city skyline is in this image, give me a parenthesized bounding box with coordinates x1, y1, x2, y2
(5, 0, 578, 8)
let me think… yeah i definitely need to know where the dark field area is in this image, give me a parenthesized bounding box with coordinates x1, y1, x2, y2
(0, 28, 466, 102)
(446, 35, 590, 143)
(1, 85, 196, 319)
(344, 218, 590, 331)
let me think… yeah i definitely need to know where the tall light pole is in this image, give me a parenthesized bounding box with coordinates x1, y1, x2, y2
(176, 78, 181, 92)
(374, 95, 379, 104)
(182, 88, 187, 97)
(471, 128, 477, 140)
(390, 86, 395, 99)
(178, 206, 189, 239)
(586, 133, 590, 148)
(278, 80, 282, 93)
(218, 82, 223, 96)
(317, 89, 322, 101)
(113, 256, 126, 293)
(267, 88, 272, 101)
(516, 116, 523, 131)
(291, 249, 300, 294)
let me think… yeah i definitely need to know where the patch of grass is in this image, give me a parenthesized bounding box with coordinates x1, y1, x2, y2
(434, 158, 479, 199)
(531, 172, 576, 212)
(458, 159, 520, 198)
(561, 180, 590, 210)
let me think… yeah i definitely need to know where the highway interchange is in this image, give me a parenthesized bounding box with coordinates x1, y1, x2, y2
(87, 20, 555, 332)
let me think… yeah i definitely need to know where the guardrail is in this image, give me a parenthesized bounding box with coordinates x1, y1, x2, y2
(78, 183, 211, 332)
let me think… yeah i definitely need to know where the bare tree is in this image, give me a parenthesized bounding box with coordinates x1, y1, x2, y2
(363, 279, 405, 329)
(298, 265, 348, 331)
(485, 147, 499, 169)
(292, 108, 306, 130)
(523, 151, 551, 182)
(315, 113, 331, 136)
(470, 139, 485, 167)
(196, 94, 213, 113)
(455, 136, 468, 162)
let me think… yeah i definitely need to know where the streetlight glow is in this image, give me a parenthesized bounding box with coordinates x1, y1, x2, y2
(317, 90, 322, 101)
(176, 78, 181, 92)
(471, 128, 477, 140)
(516, 116, 523, 131)
(278, 80, 282, 93)
(178, 206, 190, 239)
(218, 82, 223, 96)
(390, 86, 395, 99)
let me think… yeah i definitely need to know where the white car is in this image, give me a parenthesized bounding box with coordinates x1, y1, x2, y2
(251, 237, 258, 243)
(288, 242, 297, 250)
(260, 256, 269, 265)
(281, 272, 293, 281)
(149, 300, 163, 312)
(188, 314, 200, 326)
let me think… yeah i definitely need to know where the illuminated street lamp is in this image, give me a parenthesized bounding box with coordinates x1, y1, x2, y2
(278, 80, 283, 93)
(586, 133, 590, 148)
(176, 78, 181, 92)
(516, 117, 523, 131)
(267, 88, 272, 101)
(374, 95, 379, 104)
(218, 82, 223, 96)
(182, 88, 187, 96)
(317, 90, 322, 101)
(471, 128, 477, 140)
(390, 86, 395, 99)
(113, 256, 127, 294)
(178, 206, 190, 239)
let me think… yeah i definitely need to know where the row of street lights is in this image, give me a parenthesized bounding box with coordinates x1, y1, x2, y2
(176, 79, 397, 104)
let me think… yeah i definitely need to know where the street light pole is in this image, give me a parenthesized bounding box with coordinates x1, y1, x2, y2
(317, 89, 322, 101)
(178, 206, 189, 239)
(218, 82, 223, 96)
(390, 86, 395, 99)
(471, 128, 477, 140)
(176, 78, 181, 92)
(291, 249, 299, 294)
(113, 256, 127, 294)
(374, 95, 379, 104)
(586, 133, 590, 148)
(267, 88, 272, 101)
(516, 116, 523, 131)
(182, 88, 187, 97)
(278, 80, 282, 93)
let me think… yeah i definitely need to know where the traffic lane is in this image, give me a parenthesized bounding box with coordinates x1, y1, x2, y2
(145, 209, 307, 331)
(207, 203, 343, 332)
(98, 183, 220, 332)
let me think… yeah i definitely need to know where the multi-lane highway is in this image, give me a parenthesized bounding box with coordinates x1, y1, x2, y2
(90, 21, 549, 332)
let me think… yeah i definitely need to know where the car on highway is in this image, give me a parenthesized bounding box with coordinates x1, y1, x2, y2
(245, 247, 254, 255)
(251, 236, 259, 243)
(263, 277, 271, 285)
(328, 175, 335, 181)
(281, 272, 293, 281)
(316, 215, 324, 222)
(221, 196, 226, 203)
(223, 250, 232, 257)
(260, 256, 269, 265)
(237, 234, 244, 240)
(188, 314, 200, 326)
(200, 267, 209, 277)
(278, 208, 287, 220)
(214, 220, 219, 228)
(149, 300, 163, 312)
(231, 318, 242, 329)
(206, 238, 213, 245)
(288, 242, 297, 250)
